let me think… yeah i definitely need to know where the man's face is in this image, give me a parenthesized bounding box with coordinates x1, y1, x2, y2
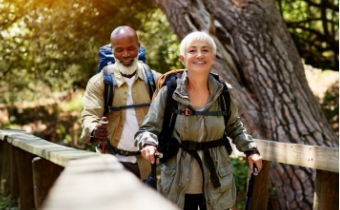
(111, 35, 140, 67)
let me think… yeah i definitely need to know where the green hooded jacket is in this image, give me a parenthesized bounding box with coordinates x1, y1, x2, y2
(135, 71, 257, 209)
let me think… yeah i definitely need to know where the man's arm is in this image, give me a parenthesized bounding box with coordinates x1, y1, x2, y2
(80, 74, 105, 144)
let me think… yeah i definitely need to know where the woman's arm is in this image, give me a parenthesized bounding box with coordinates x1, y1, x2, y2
(134, 86, 168, 150)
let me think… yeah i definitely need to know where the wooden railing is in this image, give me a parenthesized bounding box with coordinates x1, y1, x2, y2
(0, 129, 178, 210)
(0, 129, 338, 210)
(231, 139, 339, 209)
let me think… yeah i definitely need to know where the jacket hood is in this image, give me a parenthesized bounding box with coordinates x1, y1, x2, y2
(172, 70, 224, 109)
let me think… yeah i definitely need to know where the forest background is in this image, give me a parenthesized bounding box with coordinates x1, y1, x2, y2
(0, 0, 338, 209)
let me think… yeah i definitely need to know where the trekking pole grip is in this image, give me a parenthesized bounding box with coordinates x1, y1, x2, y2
(253, 164, 258, 176)
(99, 118, 108, 153)
(154, 152, 163, 159)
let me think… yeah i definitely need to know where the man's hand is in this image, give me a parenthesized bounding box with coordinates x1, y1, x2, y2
(141, 145, 158, 164)
(93, 117, 108, 143)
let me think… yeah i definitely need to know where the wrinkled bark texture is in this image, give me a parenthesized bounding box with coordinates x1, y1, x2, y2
(154, 0, 338, 209)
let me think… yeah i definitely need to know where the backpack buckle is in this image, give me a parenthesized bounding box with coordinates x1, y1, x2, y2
(184, 108, 190, 116)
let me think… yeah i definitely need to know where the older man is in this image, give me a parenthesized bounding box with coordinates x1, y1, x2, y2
(80, 26, 161, 180)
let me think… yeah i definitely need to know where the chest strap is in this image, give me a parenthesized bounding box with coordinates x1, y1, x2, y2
(174, 108, 227, 116)
(181, 137, 228, 188)
(108, 103, 150, 112)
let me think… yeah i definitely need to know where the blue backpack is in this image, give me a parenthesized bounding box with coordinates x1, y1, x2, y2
(97, 44, 156, 115)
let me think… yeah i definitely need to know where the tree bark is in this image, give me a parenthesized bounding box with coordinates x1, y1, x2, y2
(154, 0, 338, 209)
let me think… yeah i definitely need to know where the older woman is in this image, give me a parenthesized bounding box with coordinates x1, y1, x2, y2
(135, 31, 262, 210)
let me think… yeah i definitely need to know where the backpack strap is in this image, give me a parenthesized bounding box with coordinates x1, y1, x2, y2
(104, 63, 156, 115)
(215, 74, 233, 155)
(159, 74, 181, 140)
(186, 150, 206, 203)
(140, 62, 156, 100)
(103, 64, 117, 116)
(182, 139, 226, 188)
(157, 74, 181, 163)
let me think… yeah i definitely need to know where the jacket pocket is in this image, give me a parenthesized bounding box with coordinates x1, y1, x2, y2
(159, 164, 176, 194)
(217, 163, 234, 192)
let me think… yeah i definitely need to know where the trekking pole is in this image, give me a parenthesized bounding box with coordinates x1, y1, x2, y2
(152, 152, 163, 180)
(245, 164, 258, 210)
(99, 118, 108, 154)
(145, 152, 163, 190)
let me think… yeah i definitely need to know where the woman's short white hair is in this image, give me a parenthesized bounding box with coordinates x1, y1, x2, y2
(179, 31, 217, 55)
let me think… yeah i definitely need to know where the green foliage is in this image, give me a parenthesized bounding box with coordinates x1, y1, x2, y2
(0, 0, 158, 105)
(276, 0, 339, 69)
(61, 91, 84, 112)
(231, 157, 248, 209)
(321, 82, 339, 134)
(0, 195, 19, 210)
(1, 0, 338, 108)
(137, 10, 183, 73)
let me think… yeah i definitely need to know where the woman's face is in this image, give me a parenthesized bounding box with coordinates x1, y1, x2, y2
(179, 39, 216, 73)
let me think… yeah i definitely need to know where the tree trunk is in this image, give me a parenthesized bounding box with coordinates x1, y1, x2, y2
(154, 0, 338, 209)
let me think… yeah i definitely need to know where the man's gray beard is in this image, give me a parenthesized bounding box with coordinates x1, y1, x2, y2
(115, 57, 138, 75)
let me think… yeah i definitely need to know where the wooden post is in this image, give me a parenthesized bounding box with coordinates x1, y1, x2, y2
(10, 143, 19, 207)
(32, 157, 63, 209)
(313, 170, 339, 210)
(1, 141, 11, 196)
(249, 160, 270, 210)
(14, 147, 36, 210)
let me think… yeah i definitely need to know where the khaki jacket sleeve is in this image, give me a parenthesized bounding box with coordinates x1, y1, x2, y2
(80, 74, 104, 144)
(151, 69, 162, 84)
(225, 87, 257, 151)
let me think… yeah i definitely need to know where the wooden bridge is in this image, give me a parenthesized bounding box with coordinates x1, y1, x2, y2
(0, 129, 338, 210)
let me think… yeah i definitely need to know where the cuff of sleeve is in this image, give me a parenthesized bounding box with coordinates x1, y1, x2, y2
(142, 142, 157, 148)
(135, 131, 158, 150)
(244, 148, 260, 157)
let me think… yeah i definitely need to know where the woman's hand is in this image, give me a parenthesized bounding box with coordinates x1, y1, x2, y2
(141, 145, 158, 164)
(247, 154, 263, 174)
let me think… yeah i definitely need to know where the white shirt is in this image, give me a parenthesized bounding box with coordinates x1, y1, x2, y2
(116, 75, 139, 163)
